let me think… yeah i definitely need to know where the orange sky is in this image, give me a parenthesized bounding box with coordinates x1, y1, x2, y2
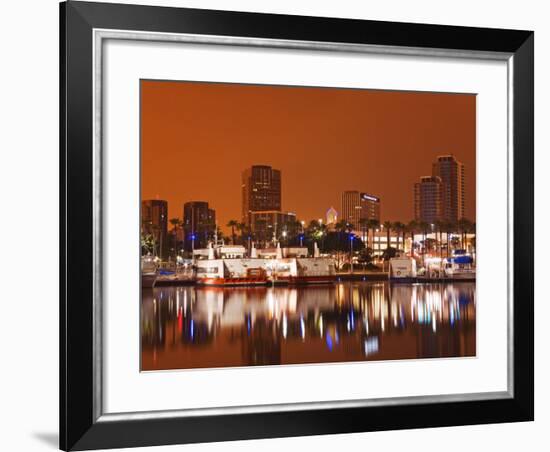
(141, 80, 475, 232)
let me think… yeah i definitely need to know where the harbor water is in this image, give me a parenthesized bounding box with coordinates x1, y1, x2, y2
(141, 281, 475, 370)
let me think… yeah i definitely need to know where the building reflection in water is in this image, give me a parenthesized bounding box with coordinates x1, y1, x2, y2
(141, 282, 475, 370)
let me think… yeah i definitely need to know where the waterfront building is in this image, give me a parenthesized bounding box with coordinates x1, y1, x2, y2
(341, 190, 381, 228)
(141, 199, 168, 258)
(326, 206, 338, 225)
(241, 165, 281, 225)
(183, 201, 216, 250)
(249, 210, 298, 243)
(432, 155, 465, 223)
(414, 176, 444, 224)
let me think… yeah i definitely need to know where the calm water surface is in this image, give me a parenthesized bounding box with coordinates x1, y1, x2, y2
(141, 281, 475, 370)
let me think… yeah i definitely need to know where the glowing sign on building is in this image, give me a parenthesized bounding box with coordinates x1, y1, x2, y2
(361, 193, 380, 203)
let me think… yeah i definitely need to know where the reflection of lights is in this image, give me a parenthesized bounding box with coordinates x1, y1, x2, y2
(300, 316, 305, 340)
(282, 315, 288, 339)
(190, 319, 194, 339)
(326, 332, 333, 351)
(319, 315, 324, 338)
(364, 337, 379, 356)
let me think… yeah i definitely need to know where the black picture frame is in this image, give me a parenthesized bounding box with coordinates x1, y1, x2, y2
(60, 1, 534, 450)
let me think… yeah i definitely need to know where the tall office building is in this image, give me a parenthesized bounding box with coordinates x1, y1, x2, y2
(414, 176, 443, 224)
(183, 201, 216, 250)
(360, 193, 381, 222)
(341, 191, 381, 228)
(141, 199, 168, 258)
(432, 155, 465, 223)
(241, 165, 281, 225)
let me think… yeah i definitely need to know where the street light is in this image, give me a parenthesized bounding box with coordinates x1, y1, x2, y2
(375, 228, 380, 263)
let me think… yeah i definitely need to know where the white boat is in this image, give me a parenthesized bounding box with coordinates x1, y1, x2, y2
(193, 242, 336, 286)
(141, 254, 158, 288)
(195, 258, 269, 286)
(443, 253, 476, 280)
(389, 256, 417, 282)
(281, 258, 336, 284)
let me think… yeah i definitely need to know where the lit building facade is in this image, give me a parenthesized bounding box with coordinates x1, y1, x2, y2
(326, 206, 338, 225)
(432, 155, 465, 223)
(141, 199, 168, 258)
(341, 190, 381, 228)
(414, 176, 443, 224)
(183, 201, 216, 250)
(241, 165, 281, 225)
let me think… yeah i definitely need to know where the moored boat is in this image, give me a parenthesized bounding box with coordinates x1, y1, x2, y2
(196, 258, 269, 286)
(141, 254, 158, 288)
(388, 256, 417, 283)
(286, 258, 336, 284)
(443, 252, 476, 280)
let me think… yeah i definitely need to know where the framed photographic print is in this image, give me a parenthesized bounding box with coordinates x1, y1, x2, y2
(60, 1, 534, 450)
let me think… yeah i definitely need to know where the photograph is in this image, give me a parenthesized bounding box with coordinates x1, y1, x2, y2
(55, 1, 534, 449)
(140, 80, 477, 371)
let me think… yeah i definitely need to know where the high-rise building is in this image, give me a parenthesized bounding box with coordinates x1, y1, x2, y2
(242, 165, 281, 225)
(360, 193, 381, 222)
(141, 199, 168, 258)
(414, 176, 443, 224)
(341, 191, 381, 228)
(432, 155, 465, 223)
(326, 206, 338, 225)
(183, 201, 216, 250)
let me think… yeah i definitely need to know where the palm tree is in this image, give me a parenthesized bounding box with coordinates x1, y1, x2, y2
(359, 218, 369, 247)
(417, 221, 429, 259)
(368, 219, 380, 258)
(434, 220, 445, 258)
(169, 218, 182, 258)
(344, 222, 355, 273)
(227, 219, 239, 245)
(235, 222, 246, 245)
(443, 220, 455, 257)
(407, 220, 418, 255)
(457, 218, 474, 251)
(334, 220, 348, 233)
(393, 222, 406, 252)
(382, 221, 392, 250)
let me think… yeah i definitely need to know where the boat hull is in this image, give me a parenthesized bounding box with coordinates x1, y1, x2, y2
(389, 277, 418, 284)
(443, 272, 476, 280)
(196, 277, 269, 287)
(142, 273, 157, 288)
(285, 275, 336, 285)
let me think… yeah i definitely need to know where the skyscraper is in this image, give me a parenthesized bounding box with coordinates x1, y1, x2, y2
(141, 199, 168, 258)
(360, 193, 381, 222)
(341, 191, 381, 228)
(414, 176, 443, 224)
(241, 165, 281, 225)
(183, 201, 216, 250)
(432, 155, 465, 223)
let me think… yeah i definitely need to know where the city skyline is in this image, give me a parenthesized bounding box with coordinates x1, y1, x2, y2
(141, 80, 476, 233)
